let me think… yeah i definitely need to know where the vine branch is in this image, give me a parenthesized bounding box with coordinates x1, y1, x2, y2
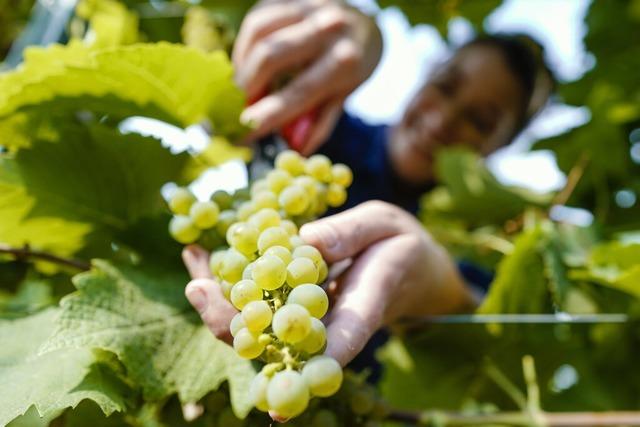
(552, 152, 590, 207)
(0, 243, 90, 271)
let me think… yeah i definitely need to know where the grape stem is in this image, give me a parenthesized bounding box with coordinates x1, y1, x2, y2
(386, 410, 640, 426)
(0, 243, 90, 271)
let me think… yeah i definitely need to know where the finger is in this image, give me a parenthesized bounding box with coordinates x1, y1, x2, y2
(238, 7, 349, 100)
(182, 245, 211, 279)
(300, 98, 344, 156)
(299, 201, 419, 263)
(233, 2, 307, 70)
(240, 38, 359, 140)
(185, 278, 237, 345)
(323, 241, 393, 366)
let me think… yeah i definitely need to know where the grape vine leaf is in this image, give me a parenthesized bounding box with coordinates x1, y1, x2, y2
(0, 42, 246, 137)
(0, 309, 130, 426)
(42, 260, 256, 417)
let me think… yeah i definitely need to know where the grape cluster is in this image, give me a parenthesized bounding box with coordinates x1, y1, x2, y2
(167, 150, 353, 420)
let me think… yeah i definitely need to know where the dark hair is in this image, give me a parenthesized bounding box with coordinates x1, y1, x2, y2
(460, 33, 556, 133)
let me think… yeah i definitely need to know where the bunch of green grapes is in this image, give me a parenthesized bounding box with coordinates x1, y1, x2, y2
(167, 150, 353, 420)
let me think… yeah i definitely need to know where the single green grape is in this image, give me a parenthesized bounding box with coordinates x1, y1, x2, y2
(209, 249, 226, 277)
(286, 257, 319, 287)
(233, 327, 265, 359)
(272, 304, 312, 343)
(258, 226, 291, 254)
(249, 208, 281, 231)
(220, 249, 249, 283)
(263, 245, 292, 266)
(279, 185, 310, 215)
(241, 300, 273, 332)
(266, 370, 310, 419)
(292, 245, 323, 268)
(250, 178, 270, 197)
(326, 183, 347, 207)
(219, 280, 233, 300)
(230, 279, 263, 310)
(237, 201, 257, 221)
(252, 191, 279, 211)
(249, 372, 270, 412)
(305, 154, 333, 183)
(230, 312, 246, 337)
(226, 222, 259, 256)
(211, 189, 233, 210)
(216, 209, 237, 236)
(292, 176, 318, 199)
(169, 215, 201, 244)
(280, 219, 298, 236)
(189, 200, 220, 229)
(252, 254, 287, 290)
(301, 355, 343, 397)
(331, 163, 353, 187)
(233, 187, 251, 202)
(275, 150, 306, 176)
(286, 284, 328, 318)
(169, 187, 196, 215)
(267, 169, 293, 194)
(242, 262, 255, 280)
(289, 235, 305, 249)
(318, 260, 329, 283)
(296, 317, 326, 354)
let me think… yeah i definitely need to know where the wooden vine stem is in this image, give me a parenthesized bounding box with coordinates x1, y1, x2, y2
(0, 243, 90, 271)
(387, 409, 640, 426)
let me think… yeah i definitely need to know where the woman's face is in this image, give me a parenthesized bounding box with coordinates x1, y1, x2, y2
(390, 45, 526, 185)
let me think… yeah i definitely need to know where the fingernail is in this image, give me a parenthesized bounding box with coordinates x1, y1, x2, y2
(186, 287, 207, 314)
(302, 223, 339, 251)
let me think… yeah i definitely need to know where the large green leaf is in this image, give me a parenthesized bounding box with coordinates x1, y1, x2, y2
(42, 260, 256, 417)
(0, 42, 246, 141)
(0, 309, 130, 425)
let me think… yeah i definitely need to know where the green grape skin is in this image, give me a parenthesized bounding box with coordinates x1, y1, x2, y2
(230, 312, 246, 337)
(272, 304, 312, 343)
(267, 169, 293, 194)
(249, 208, 281, 231)
(286, 284, 328, 319)
(292, 176, 318, 199)
(279, 185, 310, 215)
(189, 200, 220, 229)
(233, 187, 251, 202)
(211, 189, 233, 210)
(263, 245, 292, 266)
(209, 249, 226, 277)
(226, 222, 259, 256)
(275, 150, 306, 176)
(296, 317, 326, 354)
(292, 245, 323, 268)
(197, 228, 224, 251)
(233, 327, 265, 359)
(252, 254, 287, 290)
(241, 300, 273, 332)
(249, 372, 270, 412)
(168, 187, 196, 215)
(258, 226, 292, 254)
(252, 191, 279, 210)
(250, 178, 270, 197)
(349, 388, 376, 415)
(230, 279, 263, 310)
(237, 201, 256, 221)
(219, 280, 233, 300)
(286, 257, 319, 287)
(169, 215, 201, 244)
(301, 356, 343, 397)
(280, 219, 298, 236)
(305, 154, 333, 183)
(266, 370, 310, 419)
(317, 260, 328, 283)
(325, 183, 347, 207)
(331, 163, 353, 187)
(311, 409, 338, 427)
(217, 407, 245, 427)
(220, 249, 249, 283)
(216, 209, 237, 236)
(289, 235, 305, 249)
(242, 262, 255, 280)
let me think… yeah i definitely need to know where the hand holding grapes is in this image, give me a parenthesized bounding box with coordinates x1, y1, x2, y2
(299, 201, 480, 366)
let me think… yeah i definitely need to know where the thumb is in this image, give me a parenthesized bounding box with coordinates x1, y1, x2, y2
(299, 201, 415, 263)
